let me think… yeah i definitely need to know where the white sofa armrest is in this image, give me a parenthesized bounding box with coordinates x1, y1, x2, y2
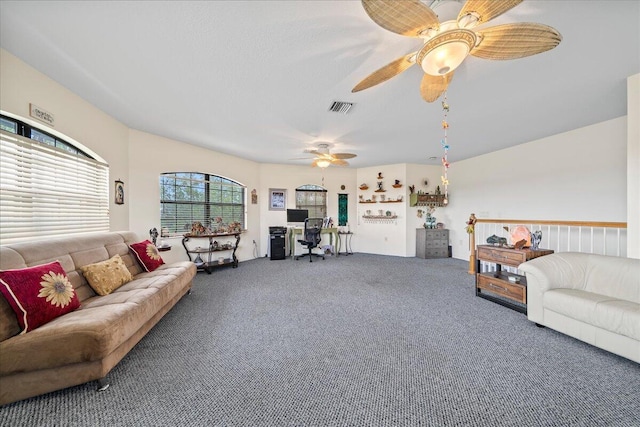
(519, 252, 589, 323)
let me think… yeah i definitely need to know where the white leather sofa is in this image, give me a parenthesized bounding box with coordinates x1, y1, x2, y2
(519, 252, 639, 363)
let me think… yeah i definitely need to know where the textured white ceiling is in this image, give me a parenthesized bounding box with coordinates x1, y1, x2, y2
(1, 1, 638, 168)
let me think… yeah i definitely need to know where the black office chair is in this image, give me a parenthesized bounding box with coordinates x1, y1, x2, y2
(295, 217, 325, 262)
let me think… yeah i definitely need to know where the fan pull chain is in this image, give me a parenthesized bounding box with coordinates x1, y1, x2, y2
(441, 91, 450, 205)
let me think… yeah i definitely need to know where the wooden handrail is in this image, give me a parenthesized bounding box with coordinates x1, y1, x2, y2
(474, 219, 627, 228)
(467, 217, 628, 274)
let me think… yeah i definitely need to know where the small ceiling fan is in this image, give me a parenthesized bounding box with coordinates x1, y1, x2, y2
(303, 143, 357, 168)
(352, 0, 562, 102)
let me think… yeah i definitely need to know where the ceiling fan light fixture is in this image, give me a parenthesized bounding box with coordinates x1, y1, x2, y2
(316, 159, 331, 168)
(417, 29, 476, 76)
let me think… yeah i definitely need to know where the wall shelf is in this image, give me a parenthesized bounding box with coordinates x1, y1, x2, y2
(362, 215, 398, 224)
(409, 193, 447, 207)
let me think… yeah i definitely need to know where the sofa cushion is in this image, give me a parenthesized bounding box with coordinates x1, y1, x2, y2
(594, 299, 640, 341)
(544, 289, 640, 341)
(80, 254, 133, 296)
(0, 261, 80, 333)
(543, 289, 612, 325)
(0, 295, 21, 341)
(129, 240, 165, 272)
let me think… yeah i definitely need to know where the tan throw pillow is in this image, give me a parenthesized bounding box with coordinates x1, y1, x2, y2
(80, 254, 133, 296)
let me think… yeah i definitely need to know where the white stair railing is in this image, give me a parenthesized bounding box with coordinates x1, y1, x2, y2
(467, 218, 627, 274)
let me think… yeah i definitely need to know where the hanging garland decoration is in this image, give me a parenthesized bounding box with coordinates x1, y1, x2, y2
(440, 91, 450, 206)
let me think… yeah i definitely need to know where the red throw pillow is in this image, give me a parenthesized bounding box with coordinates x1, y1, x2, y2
(0, 261, 80, 333)
(129, 240, 165, 272)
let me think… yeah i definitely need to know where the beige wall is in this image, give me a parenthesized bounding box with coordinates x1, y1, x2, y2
(258, 164, 357, 256)
(127, 129, 262, 264)
(444, 117, 628, 260)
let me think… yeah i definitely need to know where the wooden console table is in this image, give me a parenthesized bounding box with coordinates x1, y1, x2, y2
(476, 245, 553, 314)
(182, 232, 240, 274)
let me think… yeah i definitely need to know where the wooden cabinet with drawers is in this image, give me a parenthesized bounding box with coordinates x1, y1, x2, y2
(475, 245, 553, 313)
(416, 228, 450, 259)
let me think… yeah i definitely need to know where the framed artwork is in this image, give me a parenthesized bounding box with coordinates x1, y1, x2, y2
(115, 180, 124, 205)
(268, 188, 286, 211)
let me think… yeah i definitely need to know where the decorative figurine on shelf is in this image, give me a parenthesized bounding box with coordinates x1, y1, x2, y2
(486, 234, 508, 247)
(149, 228, 159, 246)
(377, 172, 383, 179)
(424, 213, 437, 229)
(228, 221, 242, 233)
(377, 181, 383, 191)
(435, 185, 441, 195)
(514, 239, 527, 250)
(424, 206, 437, 229)
(531, 230, 543, 250)
(190, 221, 208, 235)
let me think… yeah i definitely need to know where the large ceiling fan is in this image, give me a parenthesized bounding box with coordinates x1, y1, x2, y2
(304, 143, 357, 168)
(352, 0, 562, 102)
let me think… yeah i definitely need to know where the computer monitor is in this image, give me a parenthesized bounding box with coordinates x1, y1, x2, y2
(286, 209, 308, 224)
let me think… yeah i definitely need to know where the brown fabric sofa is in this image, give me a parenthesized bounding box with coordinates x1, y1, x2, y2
(0, 231, 196, 405)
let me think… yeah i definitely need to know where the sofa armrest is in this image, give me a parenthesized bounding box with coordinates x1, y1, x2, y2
(519, 252, 589, 323)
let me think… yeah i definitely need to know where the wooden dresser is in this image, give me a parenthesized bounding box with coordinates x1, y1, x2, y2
(416, 228, 450, 259)
(475, 245, 554, 313)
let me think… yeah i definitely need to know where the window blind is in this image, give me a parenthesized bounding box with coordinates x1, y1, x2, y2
(296, 185, 327, 219)
(160, 173, 246, 235)
(0, 131, 109, 245)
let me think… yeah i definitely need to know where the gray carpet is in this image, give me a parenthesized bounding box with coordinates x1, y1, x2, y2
(1, 254, 639, 426)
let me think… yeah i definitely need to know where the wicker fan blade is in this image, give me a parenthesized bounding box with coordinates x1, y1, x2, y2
(420, 72, 454, 103)
(458, 0, 523, 28)
(361, 0, 439, 37)
(352, 52, 416, 92)
(333, 153, 357, 160)
(331, 159, 349, 167)
(471, 23, 562, 60)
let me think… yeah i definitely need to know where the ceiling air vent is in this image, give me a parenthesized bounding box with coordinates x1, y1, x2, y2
(328, 101, 354, 114)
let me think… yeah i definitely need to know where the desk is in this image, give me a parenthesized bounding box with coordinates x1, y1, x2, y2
(289, 227, 338, 259)
(337, 231, 353, 255)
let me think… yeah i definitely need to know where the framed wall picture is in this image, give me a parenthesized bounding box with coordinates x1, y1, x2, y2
(269, 188, 286, 211)
(115, 180, 124, 205)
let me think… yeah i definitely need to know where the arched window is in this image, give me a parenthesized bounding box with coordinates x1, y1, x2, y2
(295, 184, 327, 219)
(0, 114, 109, 245)
(160, 172, 246, 235)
